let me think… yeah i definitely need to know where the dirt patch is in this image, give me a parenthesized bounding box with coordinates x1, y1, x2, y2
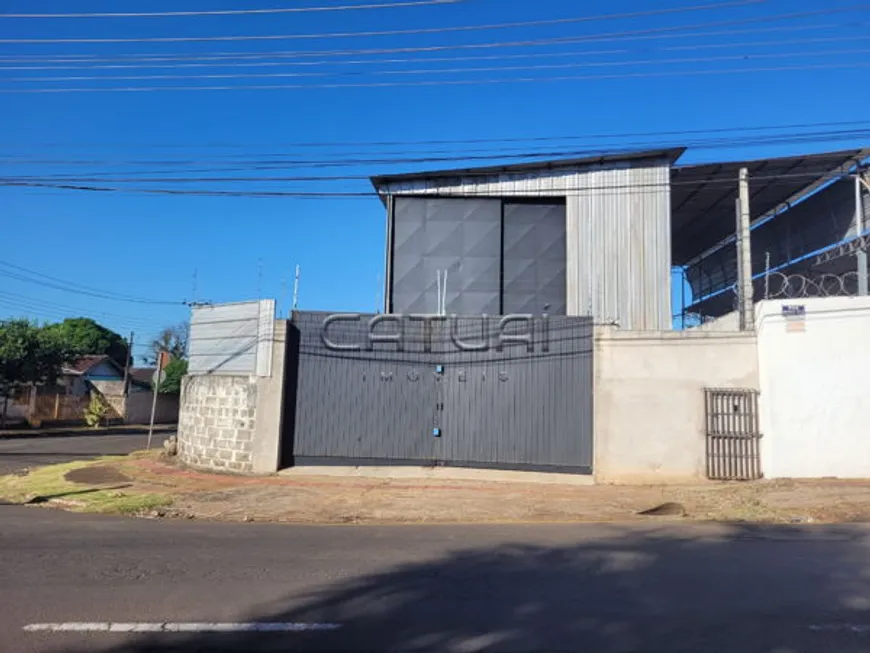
(12, 453, 870, 525)
(64, 465, 131, 485)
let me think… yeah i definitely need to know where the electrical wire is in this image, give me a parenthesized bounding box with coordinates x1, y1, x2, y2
(5, 129, 870, 184)
(0, 20, 850, 64)
(3, 118, 867, 151)
(0, 261, 185, 305)
(3, 61, 869, 93)
(3, 127, 869, 173)
(5, 164, 868, 200)
(9, 47, 870, 83)
(2, 1, 841, 45)
(0, 1, 463, 19)
(0, 291, 170, 328)
(7, 34, 870, 73)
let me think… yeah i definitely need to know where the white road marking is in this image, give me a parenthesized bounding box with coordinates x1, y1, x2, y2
(23, 622, 341, 633)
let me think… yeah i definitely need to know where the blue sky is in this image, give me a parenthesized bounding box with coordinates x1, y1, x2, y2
(1, 0, 869, 358)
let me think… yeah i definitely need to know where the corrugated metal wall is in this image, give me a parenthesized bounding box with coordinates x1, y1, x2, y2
(380, 159, 672, 330)
(567, 164, 672, 329)
(286, 311, 593, 472)
(188, 300, 276, 376)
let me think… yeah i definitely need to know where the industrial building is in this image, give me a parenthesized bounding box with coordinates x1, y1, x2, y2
(176, 144, 870, 483)
(372, 147, 869, 330)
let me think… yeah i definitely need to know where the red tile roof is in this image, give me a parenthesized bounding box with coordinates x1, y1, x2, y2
(62, 355, 113, 375)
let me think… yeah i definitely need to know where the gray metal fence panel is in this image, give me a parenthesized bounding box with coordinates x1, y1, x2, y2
(286, 311, 593, 472)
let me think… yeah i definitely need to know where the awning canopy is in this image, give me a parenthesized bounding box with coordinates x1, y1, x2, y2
(670, 148, 868, 264)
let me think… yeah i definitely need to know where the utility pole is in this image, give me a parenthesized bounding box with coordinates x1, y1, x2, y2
(122, 331, 134, 398)
(146, 350, 167, 450)
(736, 168, 754, 331)
(292, 264, 300, 312)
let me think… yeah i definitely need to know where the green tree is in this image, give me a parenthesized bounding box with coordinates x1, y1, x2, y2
(0, 319, 75, 426)
(44, 318, 130, 369)
(0, 319, 73, 390)
(157, 357, 188, 395)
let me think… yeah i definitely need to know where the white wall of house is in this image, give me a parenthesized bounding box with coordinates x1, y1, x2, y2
(757, 296, 870, 478)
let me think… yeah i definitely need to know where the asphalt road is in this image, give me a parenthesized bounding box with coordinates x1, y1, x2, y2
(0, 432, 164, 475)
(4, 508, 870, 653)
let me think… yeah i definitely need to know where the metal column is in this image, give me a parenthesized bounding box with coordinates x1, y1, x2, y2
(736, 168, 754, 330)
(856, 173, 868, 296)
(384, 194, 395, 313)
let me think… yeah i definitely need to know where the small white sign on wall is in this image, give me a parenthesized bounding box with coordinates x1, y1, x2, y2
(781, 304, 806, 333)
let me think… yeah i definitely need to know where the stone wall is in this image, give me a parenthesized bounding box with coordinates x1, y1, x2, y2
(177, 375, 257, 473)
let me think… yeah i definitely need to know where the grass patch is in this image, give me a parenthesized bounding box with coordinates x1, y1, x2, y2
(0, 457, 171, 515)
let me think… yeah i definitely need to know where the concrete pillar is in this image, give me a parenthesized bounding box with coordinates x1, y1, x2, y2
(736, 168, 754, 330)
(251, 319, 288, 474)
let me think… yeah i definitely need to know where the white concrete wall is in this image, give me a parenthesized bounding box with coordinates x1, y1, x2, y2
(757, 296, 870, 478)
(594, 328, 759, 483)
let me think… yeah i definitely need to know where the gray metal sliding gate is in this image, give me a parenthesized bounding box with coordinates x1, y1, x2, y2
(283, 311, 593, 473)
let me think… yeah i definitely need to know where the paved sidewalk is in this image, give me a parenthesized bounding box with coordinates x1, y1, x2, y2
(5, 451, 870, 525)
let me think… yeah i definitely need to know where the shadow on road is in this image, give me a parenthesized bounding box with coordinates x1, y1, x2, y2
(25, 484, 133, 505)
(57, 522, 870, 653)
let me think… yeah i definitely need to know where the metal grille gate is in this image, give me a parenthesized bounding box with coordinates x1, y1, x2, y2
(704, 388, 763, 480)
(283, 311, 594, 473)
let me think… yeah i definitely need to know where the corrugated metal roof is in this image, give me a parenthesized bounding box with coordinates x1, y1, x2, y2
(671, 148, 869, 264)
(370, 148, 685, 192)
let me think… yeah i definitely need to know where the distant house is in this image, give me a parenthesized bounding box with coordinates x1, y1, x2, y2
(129, 367, 157, 391)
(60, 355, 128, 396)
(2, 356, 179, 428)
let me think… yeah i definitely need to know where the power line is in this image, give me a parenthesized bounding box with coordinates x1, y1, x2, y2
(4, 126, 870, 172)
(7, 34, 870, 72)
(0, 1, 462, 19)
(6, 162, 869, 200)
(9, 47, 870, 83)
(2, 118, 867, 151)
(0, 1, 797, 44)
(0, 298, 164, 332)
(0, 291, 169, 327)
(0, 18, 856, 64)
(0, 260, 185, 305)
(3, 61, 869, 93)
(6, 129, 870, 184)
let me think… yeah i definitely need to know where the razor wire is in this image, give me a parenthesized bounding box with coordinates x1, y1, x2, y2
(762, 270, 868, 299)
